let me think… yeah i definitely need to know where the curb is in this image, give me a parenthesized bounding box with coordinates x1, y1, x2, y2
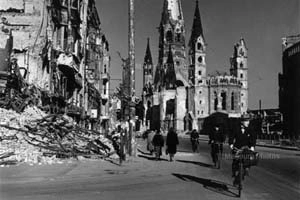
(177, 135, 300, 151)
(255, 144, 300, 151)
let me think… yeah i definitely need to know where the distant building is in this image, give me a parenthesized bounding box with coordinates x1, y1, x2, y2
(248, 109, 283, 136)
(279, 35, 300, 139)
(142, 0, 248, 133)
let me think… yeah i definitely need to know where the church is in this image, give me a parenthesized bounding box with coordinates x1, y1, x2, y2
(142, 0, 248, 132)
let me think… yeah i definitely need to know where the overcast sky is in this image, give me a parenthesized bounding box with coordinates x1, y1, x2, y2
(96, 0, 299, 110)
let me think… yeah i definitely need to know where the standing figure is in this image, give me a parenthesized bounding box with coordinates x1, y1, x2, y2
(166, 127, 179, 162)
(146, 130, 155, 154)
(190, 129, 199, 152)
(152, 130, 164, 160)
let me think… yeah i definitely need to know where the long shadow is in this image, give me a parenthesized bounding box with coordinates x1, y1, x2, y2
(176, 159, 214, 168)
(138, 154, 169, 162)
(137, 148, 153, 156)
(172, 173, 239, 198)
(104, 158, 121, 166)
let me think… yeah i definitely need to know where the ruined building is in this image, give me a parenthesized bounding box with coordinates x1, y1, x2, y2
(0, 0, 110, 132)
(142, 0, 248, 132)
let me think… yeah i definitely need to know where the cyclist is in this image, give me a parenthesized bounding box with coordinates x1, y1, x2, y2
(229, 117, 256, 186)
(190, 129, 199, 152)
(209, 124, 225, 167)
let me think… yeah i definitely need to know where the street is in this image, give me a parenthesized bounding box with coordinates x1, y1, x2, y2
(0, 137, 299, 200)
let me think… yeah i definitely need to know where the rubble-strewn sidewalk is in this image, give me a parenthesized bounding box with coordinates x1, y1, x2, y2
(0, 107, 117, 166)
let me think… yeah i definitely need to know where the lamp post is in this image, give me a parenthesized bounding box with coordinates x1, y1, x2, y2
(128, 0, 136, 156)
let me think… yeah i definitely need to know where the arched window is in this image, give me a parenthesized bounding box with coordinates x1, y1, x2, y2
(221, 91, 226, 110)
(176, 33, 181, 42)
(214, 92, 218, 110)
(166, 31, 173, 42)
(231, 92, 235, 110)
(197, 42, 202, 50)
(198, 56, 202, 63)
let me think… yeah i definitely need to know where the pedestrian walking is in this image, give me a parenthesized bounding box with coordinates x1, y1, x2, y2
(146, 130, 155, 154)
(152, 130, 164, 160)
(166, 127, 179, 162)
(190, 129, 199, 152)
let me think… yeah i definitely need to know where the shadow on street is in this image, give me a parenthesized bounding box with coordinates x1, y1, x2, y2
(176, 159, 214, 168)
(138, 154, 169, 162)
(172, 173, 239, 198)
(137, 148, 153, 156)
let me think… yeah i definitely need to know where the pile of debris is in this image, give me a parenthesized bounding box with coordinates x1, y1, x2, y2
(0, 107, 116, 166)
(0, 84, 41, 113)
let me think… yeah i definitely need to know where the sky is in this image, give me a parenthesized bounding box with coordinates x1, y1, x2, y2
(96, 0, 299, 110)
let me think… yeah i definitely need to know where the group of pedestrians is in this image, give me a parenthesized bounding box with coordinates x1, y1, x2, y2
(146, 128, 179, 161)
(143, 116, 258, 186)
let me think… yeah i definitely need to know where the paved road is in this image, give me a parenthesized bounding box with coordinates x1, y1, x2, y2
(0, 138, 299, 200)
(178, 138, 300, 199)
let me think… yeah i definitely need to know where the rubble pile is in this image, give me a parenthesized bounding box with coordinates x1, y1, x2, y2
(0, 107, 116, 166)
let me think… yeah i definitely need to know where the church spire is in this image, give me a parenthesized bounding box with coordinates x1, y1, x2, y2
(189, 0, 204, 50)
(162, 0, 184, 21)
(165, 45, 176, 89)
(144, 38, 153, 65)
(166, 45, 174, 65)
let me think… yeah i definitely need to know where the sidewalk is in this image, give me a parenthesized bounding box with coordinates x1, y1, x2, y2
(180, 134, 300, 151)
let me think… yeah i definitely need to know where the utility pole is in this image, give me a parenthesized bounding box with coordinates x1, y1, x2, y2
(128, 0, 136, 156)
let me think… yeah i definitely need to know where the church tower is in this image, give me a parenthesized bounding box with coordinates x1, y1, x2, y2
(143, 38, 153, 87)
(230, 38, 248, 114)
(142, 38, 154, 128)
(157, 0, 188, 87)
(188, 0, 209, 122)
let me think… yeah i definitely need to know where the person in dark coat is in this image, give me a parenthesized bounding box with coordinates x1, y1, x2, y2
(229, 118, 257, 186)
(209, 124, 226, 166)
(190, 129, 199, 152)
(166, 127, 179, 161)
(152, 130, 164, 160)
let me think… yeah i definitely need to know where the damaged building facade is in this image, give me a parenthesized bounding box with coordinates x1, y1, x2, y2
(279, 35, 300, 140)
(0, 0, 110, 132)
(142, 0, 248, 132)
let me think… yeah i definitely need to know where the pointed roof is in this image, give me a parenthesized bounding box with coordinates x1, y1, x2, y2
(161, 0, 183, 23)
(161, 0, 170, 25)
(165, 45, 177, 89)
(166, 45, 174, 65)
(154, 64, 162, 87)
(144, 38, 153, 65)
(167, 0, 183, 20)
(188, 0, 204, 49)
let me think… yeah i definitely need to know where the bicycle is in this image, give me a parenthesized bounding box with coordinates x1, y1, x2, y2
(232, 147, 259, 197)
(211, 142, 223, 169)
(191, 138, 199, 153)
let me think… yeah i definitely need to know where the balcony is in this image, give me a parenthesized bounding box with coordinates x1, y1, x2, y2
(101, 72, 109, 84)
(101, 93, 109, 100)
(101, 72, 109, 80)
(66, 104, 82, 116)
(0, 71, 9, 92)
(100, 115, 110, 121)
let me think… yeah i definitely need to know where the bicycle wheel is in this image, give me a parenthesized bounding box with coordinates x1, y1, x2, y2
(238, 162, 243, 197)
(216, 153, 221, 169)
(217, 145, 222, 169)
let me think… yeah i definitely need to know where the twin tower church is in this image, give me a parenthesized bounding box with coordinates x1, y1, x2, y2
(142, 0, 248, 132)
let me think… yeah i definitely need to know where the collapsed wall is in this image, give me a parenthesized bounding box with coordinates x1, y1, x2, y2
(0, 106, 116, 166)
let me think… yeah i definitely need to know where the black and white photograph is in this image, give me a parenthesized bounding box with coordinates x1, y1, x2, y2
(0, 0, 299, 199)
